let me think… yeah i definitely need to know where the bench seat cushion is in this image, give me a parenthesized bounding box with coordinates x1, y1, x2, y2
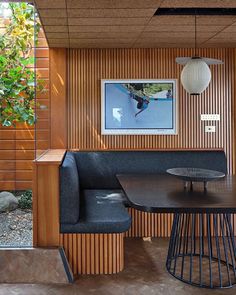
(74, 151, 227, 189)
(60, 190, 131, 234)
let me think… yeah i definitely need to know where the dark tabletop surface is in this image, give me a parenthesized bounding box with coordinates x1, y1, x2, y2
(117, 174, 236, 213)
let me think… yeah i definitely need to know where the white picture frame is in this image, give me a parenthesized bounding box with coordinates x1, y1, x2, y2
(101, 79, 178, 135)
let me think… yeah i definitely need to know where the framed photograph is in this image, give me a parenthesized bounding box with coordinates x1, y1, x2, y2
(101, 79, 177, 135)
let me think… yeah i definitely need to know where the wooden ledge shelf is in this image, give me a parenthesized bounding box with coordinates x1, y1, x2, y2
(35, 149, 66, 165)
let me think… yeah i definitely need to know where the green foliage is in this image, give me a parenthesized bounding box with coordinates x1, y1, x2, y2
(124, 83, 172, 97)
(18, 190, 32, 209)
(0, 3, 40, 127)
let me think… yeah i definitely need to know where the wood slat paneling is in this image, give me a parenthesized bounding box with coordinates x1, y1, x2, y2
(233, 49, 236, 174)
(0, 26, 50, 191)
(60, 233, 124, 275)
(50, 48, 67, 149)
(67, 48, 234, 173)
(64, 48, 236, 260)
(125, 208, 174, 238)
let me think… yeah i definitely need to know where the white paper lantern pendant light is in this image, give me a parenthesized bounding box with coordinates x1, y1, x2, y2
(176, 14, 223, 95)
(181, 57, 211, 95)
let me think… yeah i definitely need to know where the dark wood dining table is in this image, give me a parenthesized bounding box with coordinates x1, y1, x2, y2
(117, 174, 236, 289)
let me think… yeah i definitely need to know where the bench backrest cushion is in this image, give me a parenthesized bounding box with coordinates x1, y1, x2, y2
(74, 150, 227, 189)
(60, 152, 80, 224)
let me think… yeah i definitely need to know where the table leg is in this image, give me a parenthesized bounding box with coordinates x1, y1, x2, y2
(166, 213, 236, 288)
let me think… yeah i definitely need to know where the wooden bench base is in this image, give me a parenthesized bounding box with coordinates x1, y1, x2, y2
(125, 208, 174, 238)
(60, 233, 124, 275)
(59, 210, 175, 275)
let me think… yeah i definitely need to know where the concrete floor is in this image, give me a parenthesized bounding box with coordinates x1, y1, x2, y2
(1, 238, 236, 295)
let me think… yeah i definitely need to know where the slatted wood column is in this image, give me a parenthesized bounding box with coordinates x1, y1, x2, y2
(60, 233, 124, 275)
(125, 208, 174, 238)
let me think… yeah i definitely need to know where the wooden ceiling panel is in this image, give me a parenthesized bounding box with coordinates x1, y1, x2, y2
(69, 38, 135, 45)
(141, 31, 216, 38)
(206, 37, 236, 44)
(35, 0, 66, 8)
(144, 25, 226, 32)
(210, 32, 236, 39)
(69, 32, 141, 39)
(204, 39, 236, 46)
(161, 0, 236, 8)
(45, 33, 69, 39)
(203, 42, 236, 48)
(66, 0, 162, 9)
(68, 17, 149, 26)
(34, 0, 236, 48)
(221, 25, 236, 33)
(137, 37, 208, 44)
(48, 38, 69, 44)
(43, 26, 68, 33)
(197, 16, 236, 25)
(40, 18, 68, 26)
(37, 9, 67, 18)
(67, 8, 156, 18)
(69, 43, 132, 48)
(133, 42, 195, 48)
(48, 43, 69, 48)
(69, 25, 145, 33)
(149, 15, 195, 25)
(150, 16, 236, 26)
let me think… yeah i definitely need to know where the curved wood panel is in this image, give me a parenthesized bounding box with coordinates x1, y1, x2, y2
(125, 208, 173, 238)
(60, 233, 124, 275)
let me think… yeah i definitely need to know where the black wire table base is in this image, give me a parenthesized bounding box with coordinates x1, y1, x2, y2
(166, 213, 236, 289)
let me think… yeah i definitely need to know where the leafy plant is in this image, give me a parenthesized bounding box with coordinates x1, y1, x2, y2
(18, 190, 32, 209)
(0, 3, 40, 127)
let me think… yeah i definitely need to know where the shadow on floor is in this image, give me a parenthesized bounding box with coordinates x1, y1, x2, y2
(0, 238, 235, 295)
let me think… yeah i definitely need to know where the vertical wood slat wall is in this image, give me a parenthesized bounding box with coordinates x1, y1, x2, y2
(35, 29, 51, 159)
(67, 48, 234, 174)
(0, 28, 50, 191)
(66, 48, 235, 244)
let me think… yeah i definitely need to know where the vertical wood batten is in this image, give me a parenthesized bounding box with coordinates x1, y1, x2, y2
(60, 233, 124, 275)
(67, 48, 233, 175)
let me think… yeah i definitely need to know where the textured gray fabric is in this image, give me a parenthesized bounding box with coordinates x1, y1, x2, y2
(74, 151, 227, 189)
(60, 190, 131, 233)
(60, 150, 226, 233)
(60, 152, 80, 224)
(91, 189, 130, 207)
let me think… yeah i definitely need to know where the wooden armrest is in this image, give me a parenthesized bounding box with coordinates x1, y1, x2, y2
(33, 149, 66, 247)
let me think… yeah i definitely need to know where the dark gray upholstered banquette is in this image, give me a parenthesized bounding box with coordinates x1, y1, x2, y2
(60, 150, 227, 234)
